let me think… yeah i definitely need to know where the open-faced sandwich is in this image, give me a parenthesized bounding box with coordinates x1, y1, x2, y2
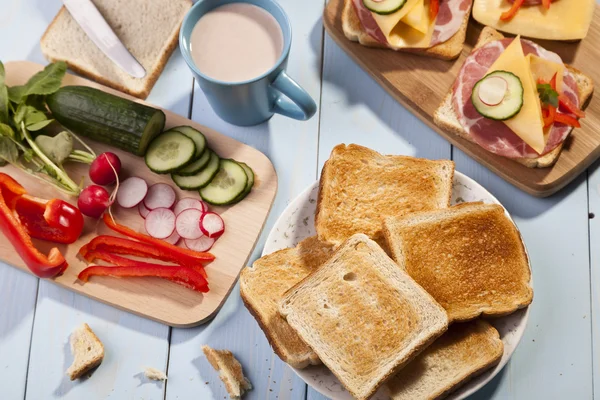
(342, 0, 474, 59)
(472, 0, 595, 41)
(435, 27, 593, 167)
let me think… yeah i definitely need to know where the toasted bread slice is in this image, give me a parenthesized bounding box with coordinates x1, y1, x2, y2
(387, 320, 504, 400)
(279, 234, 449, 400)
(66, 323, 104, 380)
(433, 27, 594, 168)
(315, 144, 454, 247)
(384, 202, 533, 322)
(240, 236, 335, 368)
(341, 0, 472, 60)
(202, 346, 252, 400)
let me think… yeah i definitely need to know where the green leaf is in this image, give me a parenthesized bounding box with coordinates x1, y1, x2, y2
(14, 103, 48, 127)
(0, 136, 18, 165)
(0, 122, 14, 138)
(537, 83, 559, 108)
(7, 61, 67, 103)
(27, 119, 53, 132)
(0, 62, 8, 125)
(34, 131, 73, 165)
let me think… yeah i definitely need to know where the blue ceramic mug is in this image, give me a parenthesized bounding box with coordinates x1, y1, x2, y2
(179, 0, 317, 126)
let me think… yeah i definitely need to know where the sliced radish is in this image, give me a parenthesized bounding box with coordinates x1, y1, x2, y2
(163, 231, 181, 245)
(138, 202, 151, 219)
(174, 197, 206, 215)
(175, 208, 204, 240)
(145, 208, 176, 239)
(144, 183, 177, 210)
(200, 212, 225, 239)
(185, 235, 216, 252)
(116, 177, 148, 208)
(478, 76, 508, 106)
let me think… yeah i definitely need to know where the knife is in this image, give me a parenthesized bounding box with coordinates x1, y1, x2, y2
(62, 0, 146, 78)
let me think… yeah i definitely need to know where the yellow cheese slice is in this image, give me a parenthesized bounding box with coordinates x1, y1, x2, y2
(401, 0, 429, 34)
(527, 54, 565, 93)
(371, 0, 434, 48)
(473, 0, 594, 40)
(485, 38, 546, 153)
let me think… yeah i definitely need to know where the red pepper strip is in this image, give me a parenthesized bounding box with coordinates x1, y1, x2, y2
(78, 265, 209, 293)
(102, 214, 215, 262)
(542, 106, 557, 128)
(0, 173, 67, 278)
(500, 0, 524, 20)
(15, 196, 84, 244)
(430, 0, 439, 20)
(558, 93, 585, 118)
(553, 113, 581, 128)
(542, 0, 551, 9)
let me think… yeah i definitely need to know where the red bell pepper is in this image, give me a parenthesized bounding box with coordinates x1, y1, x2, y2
(553, 113, 581, 128)
(0, 173, 68, 277)
(500, 0, 524, 20)
(15, 196, 84, 244)
(542, 105, 557, 128)
(558, 94, 585, 118)
(542, 0, 551, 9)
(430, 0, 439, 20)
(78, 264, 209, 293)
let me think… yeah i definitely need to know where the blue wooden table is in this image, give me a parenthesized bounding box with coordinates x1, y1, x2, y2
(0, 0, 597, 399)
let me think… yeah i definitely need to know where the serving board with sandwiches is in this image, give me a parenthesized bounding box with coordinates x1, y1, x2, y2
(240, 144, 532, 399)
(323, 0, 599, 197)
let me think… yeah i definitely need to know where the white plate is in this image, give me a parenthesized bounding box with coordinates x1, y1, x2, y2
(262, 171, 531, 400)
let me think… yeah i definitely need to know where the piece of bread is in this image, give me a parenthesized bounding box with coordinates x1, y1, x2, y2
(144, 367, 167, 381)
(387, 319, 504, 400)
(279, 234, 449, 400)
(40, 0, 192, 99)
(341, 0, 472, 60)
(240, 236, 335, 368)
(433, 27, 595, 168)
(383, 202, 533, 322)
(66, 323, 105, 380)
(202, 346, 252, 399)
(315, 144, 454, 247)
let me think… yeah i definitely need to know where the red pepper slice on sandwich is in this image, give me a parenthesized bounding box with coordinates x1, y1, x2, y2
(430, 0, 440, 20)
(500, 0, 525, 21)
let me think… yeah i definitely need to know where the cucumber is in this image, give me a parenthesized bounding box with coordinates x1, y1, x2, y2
(225, 162, 255, 204)
(172, 151, 220, 190)
(46, 86, 165, 156)
(200, 159, 248, 205)
(362, 0, 407, 14)
(175, 148, 211, 176)
(471, 71, 524, 121)
(145, 131, 196, 174)
(171, 126, 206, 158)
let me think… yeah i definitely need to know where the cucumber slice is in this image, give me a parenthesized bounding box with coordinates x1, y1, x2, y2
(175, 148, 211, 176)
(225, 162, 255, 204)
(471, 71, 524, 121)
(172, 151, 220, 190)
(363, 0, 407, 15)
(172, 126, 207, 158)
(145, 131, 196, 174)
(200, 159, 248, 205)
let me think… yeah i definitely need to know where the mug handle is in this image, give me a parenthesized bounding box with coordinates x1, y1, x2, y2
(270, 71, 317, 121)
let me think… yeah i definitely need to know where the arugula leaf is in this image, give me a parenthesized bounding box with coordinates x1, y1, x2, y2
(7, 61, 67, 103)
(0, 62, 8, 124)
(27, 119, 53, 132)
(0, 122, 14, 138)
(0, 136, 18, 166)
(34, 131, 73, 165)
(537, 83, 559, 108)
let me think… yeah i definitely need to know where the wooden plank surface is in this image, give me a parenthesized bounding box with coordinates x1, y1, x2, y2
(323, 0, 600, 197)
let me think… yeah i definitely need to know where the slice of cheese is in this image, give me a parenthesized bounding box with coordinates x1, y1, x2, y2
(485, 37, 546, 154)
(527, 54, 565, 93)
(371, 0, 434, 48)
(473, 0, 594, 40)
(401, 0, 429, 34)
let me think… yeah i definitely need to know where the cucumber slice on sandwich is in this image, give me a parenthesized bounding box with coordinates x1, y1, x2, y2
(471, 71, 524, 121)
(363, 0, 407, 15)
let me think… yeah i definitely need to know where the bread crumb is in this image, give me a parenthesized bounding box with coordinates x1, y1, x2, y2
(144, 367, 167, 381)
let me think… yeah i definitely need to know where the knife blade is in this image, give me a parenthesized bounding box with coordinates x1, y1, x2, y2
(62, 0, 146, 78)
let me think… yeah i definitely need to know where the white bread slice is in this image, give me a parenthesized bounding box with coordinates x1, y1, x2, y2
(240, 236, 335, 368)
(387, 319, 503, 400)
(66, 323, 104, 380)
(279, 234, 449, 400)
(40, 0, 192, 99)
(341, 0, 472, 60)
(383, 202, 533, 322)
(433, 27, 595, 168)
(315, 144, 454, 247)
(202, 346, 252, 400)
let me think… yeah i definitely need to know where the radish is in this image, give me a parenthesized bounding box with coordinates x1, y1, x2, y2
(200, 212, 225, 239)
(89, 152, 122, 185)
(145, 208, 176, 239)
(144, 183, 177, 210)
(185, 235, 216, 252)
(175, 208, 204, 240)
(163, 231, 181, 245)
(78, 185, 111, 218)
(116, 177, 148, 208)
(174, 198, 206, 216)
(138, 201, 150, 219)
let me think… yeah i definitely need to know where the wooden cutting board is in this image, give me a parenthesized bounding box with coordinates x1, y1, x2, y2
(1, 61, 278, 327)
(323, 0, 600, 197)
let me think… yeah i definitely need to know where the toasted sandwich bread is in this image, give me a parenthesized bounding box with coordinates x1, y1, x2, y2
(315, 144, 454, 247)
(434, 27, 594, 168)
(66, 323, 104, 380)
(341, 0, 472, 60)
(383, 202, 533, 322)
(240, 237, 335, 368)
(279, 234, 449, 400)
(387, 320, 504, 400)
(202, 346, 253, 400)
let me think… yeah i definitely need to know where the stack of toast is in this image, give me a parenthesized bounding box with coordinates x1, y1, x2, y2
(241, 144, 533, 400)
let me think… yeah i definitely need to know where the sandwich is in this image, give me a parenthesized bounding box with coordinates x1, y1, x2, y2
(239, 236, 335, 368)
(279, 234, 449, 400)
(342, 0, 473, 59)
(383, 202, 533, 322)
(472, 0, 594, 41)
(434, 27, 593, 168)
(315, 144, 454, 247)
